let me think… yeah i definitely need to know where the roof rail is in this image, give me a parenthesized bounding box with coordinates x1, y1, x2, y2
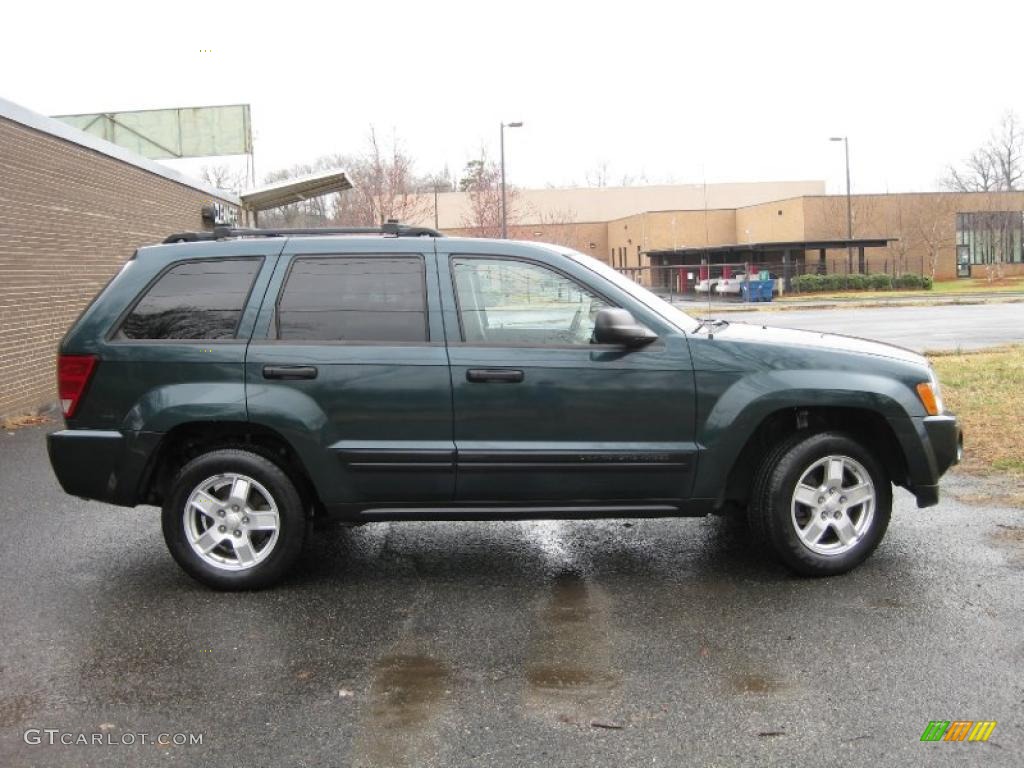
(163, 220, 444, 244)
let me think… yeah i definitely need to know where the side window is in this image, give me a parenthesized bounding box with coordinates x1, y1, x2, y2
(276, 256, 427, 342)
(452, 257, 610, 345)
(118, 258, 262, 340)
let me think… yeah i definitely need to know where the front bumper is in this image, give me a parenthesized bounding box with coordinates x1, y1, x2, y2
(47, 429, 160, 506)
(900, 414, 962, 508)
(924, 414, 963, 478)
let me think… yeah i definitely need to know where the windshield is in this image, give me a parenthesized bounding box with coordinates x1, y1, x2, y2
(559, 247, 700, 333)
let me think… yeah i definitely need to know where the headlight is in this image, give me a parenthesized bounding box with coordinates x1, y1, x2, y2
(916, 369, 944, 416)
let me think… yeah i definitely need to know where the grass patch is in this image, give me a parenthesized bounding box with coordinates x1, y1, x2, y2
(931, 276, 1024, 294)
(930, 345, 1024, 475)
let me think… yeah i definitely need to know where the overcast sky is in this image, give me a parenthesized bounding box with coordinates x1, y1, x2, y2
(4, 0, 1021, 195)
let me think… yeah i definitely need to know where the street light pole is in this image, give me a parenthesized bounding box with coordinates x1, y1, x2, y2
(830, 136, 853, 273)
(500, 121, 523, 239)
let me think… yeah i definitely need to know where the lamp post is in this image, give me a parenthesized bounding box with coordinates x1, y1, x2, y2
(830, 136, 854, 273)
(500, 121, 523, 239)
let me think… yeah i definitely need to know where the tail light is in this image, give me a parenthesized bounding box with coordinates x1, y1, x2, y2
(58, 354, 98, 418)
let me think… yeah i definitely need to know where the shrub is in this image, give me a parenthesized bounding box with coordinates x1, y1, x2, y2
(847, 274, 868, 291)
(894, 274, 922, 289)
(792, 272, 929, 293)
(794, 274, 823, 293)
(868, 273, 893, 290)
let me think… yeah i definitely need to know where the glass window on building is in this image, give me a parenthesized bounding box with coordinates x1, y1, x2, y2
(955, 211, 1024, 265)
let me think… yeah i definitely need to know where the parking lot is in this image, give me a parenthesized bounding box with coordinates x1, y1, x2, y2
(722, 301, 1024, 352)
(1, 422, 1021, 767)
(658, 299, 1024, 353)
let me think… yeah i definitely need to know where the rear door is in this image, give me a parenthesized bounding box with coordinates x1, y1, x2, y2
(76, 241, 282, 431)
(245, 238, 454, 509)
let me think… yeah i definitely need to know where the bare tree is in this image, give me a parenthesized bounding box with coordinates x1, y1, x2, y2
(944, 111, 1024, 192)
(200, 163, 246, 195)
(414, 165, 455, 194)
(510, 206, 582, 248)
(256, 128, 430, 228)
(458, 150, 519, 238)
(964, 203, 1018, 282)
(343, 127, 431, 226)
(894, 195, 958, 279)
(585, 162, 610, 188)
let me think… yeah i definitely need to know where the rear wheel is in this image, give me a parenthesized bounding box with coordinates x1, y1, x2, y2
(748, 431, 891, 576)
(162, 449, 307, 590)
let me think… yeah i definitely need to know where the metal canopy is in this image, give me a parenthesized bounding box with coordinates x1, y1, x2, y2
(647, 238, 893, 257)
(54, 104, 252, 160)
(240, 169, 355, 212)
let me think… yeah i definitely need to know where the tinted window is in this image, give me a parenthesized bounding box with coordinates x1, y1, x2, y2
(119, 258, 261, 340)
(452, 257, 610, 345)
(277, 256, 427, 342)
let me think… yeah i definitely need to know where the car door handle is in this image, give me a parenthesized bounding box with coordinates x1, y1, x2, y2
(263, 365, 318, 380)
(466, 368, 525, 383)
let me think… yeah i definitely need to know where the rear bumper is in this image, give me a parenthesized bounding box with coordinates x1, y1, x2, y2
(47, 429, 160, 506)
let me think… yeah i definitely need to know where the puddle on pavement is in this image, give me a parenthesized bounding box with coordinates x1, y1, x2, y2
(524, 573, 622, 725)
(527, 664, 615, 689)
(352, 652, 449, 767)
(728, 673, 787, 695)
(989, 524, 1024, 566)
(0, 692, 40, 727)
(369, 654, 448, 727)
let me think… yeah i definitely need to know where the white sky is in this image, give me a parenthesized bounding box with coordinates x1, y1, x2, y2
(3, 0, 1021, 195)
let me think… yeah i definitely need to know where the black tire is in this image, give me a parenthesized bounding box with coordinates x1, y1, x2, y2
(162, 448, 307, 590)
(748, 431, 891, 576)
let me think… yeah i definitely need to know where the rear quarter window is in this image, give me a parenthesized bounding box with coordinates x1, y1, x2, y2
(117, 258, 262, 340)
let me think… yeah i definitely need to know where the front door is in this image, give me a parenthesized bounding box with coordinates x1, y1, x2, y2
(438, 249, 697, 506)
(246, 239, 454, 508)
(957, 245, 972, 278)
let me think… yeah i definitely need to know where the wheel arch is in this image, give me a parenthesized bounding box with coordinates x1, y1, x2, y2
(138, 421, 323, 516)
(713, 405, 909, 510)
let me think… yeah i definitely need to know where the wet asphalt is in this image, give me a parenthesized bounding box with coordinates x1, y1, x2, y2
(713, 302, 1024, 352)
(0, 424, 1022, 767)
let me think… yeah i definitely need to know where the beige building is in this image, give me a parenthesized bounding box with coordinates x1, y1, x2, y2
(0, 97, 239, 419)
(425, 183, 1024, 285)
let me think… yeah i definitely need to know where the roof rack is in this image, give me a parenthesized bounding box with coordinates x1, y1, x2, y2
(163, 220, 444, 244)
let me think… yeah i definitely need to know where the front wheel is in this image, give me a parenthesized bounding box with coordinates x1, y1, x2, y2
(748, 432, 892, 576)
(162, 449, 307, 590)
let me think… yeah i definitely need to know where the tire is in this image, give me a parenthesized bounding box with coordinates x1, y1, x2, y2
(748, 431, 891, 576)
(162, 448, 307, 590)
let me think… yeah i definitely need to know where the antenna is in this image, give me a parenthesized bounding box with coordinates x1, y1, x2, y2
(703, 168, 712, 322)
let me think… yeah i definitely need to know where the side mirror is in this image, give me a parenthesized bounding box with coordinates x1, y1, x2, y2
(593, 308, 658, 347)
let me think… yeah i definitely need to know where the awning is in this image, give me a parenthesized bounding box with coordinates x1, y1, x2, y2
(647, 238, 893, 258)
(239, 168, 354, 212)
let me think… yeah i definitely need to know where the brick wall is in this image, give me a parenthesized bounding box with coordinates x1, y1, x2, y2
(0, 117, 237, 419)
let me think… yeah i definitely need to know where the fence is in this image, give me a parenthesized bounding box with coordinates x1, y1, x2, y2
(618, 259, 930, 301)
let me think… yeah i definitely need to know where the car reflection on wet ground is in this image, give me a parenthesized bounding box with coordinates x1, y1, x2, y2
(1, 424, 1021, 767)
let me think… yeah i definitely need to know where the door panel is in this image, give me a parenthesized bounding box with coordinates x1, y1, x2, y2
(439, 251, 697, 503)
(245, 240, 454, 507)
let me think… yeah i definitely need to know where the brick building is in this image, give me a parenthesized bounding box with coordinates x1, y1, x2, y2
(418, 184, 1024, 285)
(0, 97, 239, 419)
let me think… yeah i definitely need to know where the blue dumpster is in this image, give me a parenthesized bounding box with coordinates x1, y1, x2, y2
(741, 279, 774, 302)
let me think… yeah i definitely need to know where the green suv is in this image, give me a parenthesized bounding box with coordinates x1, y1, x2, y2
(47, 225, 962, 589)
